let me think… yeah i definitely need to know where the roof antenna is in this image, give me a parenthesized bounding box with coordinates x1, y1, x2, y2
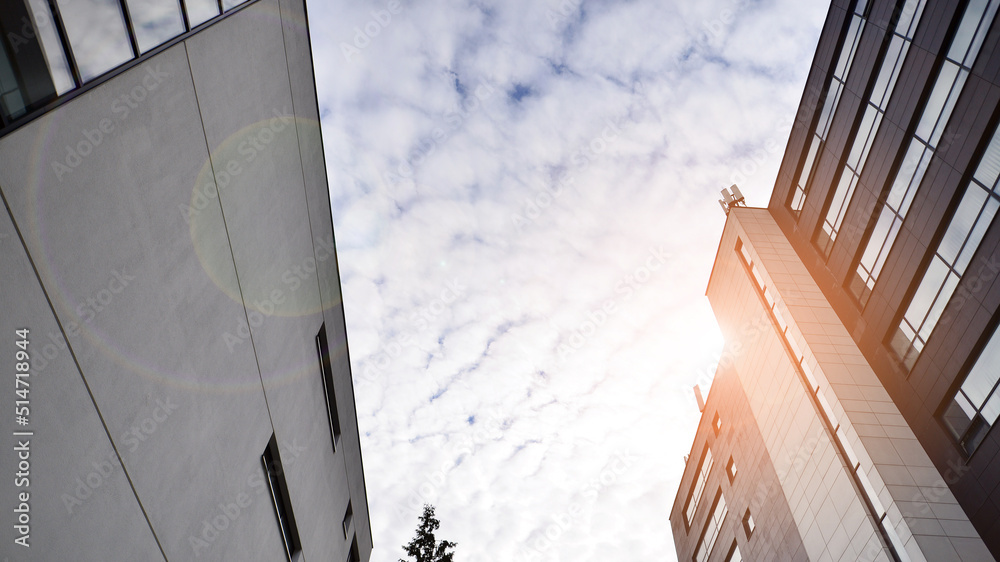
(719, 184, 747, 215)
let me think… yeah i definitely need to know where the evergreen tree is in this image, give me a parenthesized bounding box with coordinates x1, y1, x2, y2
(399, 504, 457, 562)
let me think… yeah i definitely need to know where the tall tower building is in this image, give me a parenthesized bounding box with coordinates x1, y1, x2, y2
(673, 0, 1000, 560)
(0, 1, 371, 560)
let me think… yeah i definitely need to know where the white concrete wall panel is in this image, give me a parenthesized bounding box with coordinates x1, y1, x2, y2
(0, 0, 371, 559)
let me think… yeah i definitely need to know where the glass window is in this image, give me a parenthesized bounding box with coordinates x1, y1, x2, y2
(949, 0, 996, 65)
(342, 501, 353, 539)
(942, 323, 1000, 455)
(125, 0, 186, 53)
(713, 412, 722, 434)
(725, 542, 743, 562)
(262, 434, 302, 560)
(55, 0, 134, 81)
(849, 0, 997, 306)
(742, 509, 755, 539)
(816, 0, 927, 258)
(694, 490, 728, 562)
(348, 536, 361, 562)
(684, 446, 714, 527)
(736, 238, 753, 267)
(773, 305, 788, 334)
(726, 456, 737, 482)
(317, 324, 343, 449)
(0, 0, 77, 122)
(787, 1, 870, 214)
(890, 123, 1000, 369)
(749, 263, 765, 290)
(185, 0, 220, 27)
(915, 61, 962, 144)
(23, 0, 76, 92)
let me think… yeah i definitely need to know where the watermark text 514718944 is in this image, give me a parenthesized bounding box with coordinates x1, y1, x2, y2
(13, 328, 33, 548)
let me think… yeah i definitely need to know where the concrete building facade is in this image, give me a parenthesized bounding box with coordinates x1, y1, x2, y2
(673, 0, 1000, 560)
(0, 1, 371, 560)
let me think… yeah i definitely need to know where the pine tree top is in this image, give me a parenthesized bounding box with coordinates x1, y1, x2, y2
(399, 504, 457, 562)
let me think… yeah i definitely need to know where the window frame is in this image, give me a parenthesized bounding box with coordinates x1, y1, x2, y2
(742, 509, 755, 539)
(347, 536, 361, 562)
(0, 0, 259, 136)
(343, 501, 354, 539)
(724, 541, 743, 562)
(886, 103, 1000, 371)
(847, 0, 1000, 309)
(692, 489, 728, 562)
(939, 317, 1000, 456)
(786, 0, 874, 215)
(262, 434, 302, 561)
(683, 445, 715, 529)
(814, 0, 927, 259)
(317, 323, 343, 451)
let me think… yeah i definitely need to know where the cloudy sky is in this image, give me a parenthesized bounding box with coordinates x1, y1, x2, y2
(305, 0, 827, 559)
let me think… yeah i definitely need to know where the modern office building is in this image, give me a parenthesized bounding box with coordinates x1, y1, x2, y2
(672, 0, 1000, 560)
(0, 1, 371, 561)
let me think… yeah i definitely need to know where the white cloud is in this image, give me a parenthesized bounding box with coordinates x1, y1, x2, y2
(308, 0, 827, 559)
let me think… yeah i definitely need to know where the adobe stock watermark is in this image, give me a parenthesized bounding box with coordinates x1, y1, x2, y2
(516, 450, 637, 560)
(180, 107, 295, 224)
(700, 0, 753, 42)
(31, 267, 138, 375)
(544, 0, 580, 29)
(381, 79, 497, 198)
(52, 64, 170, 182)
(395, 406, 507, 521)
(555, 246, 668, 362)
(856, 457, 972, 562)
(938, 253, 1000, 326)
(5, 12, 55, 55)
(725, 115, 794, 191)
(61, 396, 179, 515)
(685, 312, 771, 412)
(510, 117, 625, 231)
(357, 278, 466, 386)
(187, 438, 307, 557)
(221, 234, 338, 352)
(340, 0, 403, 62)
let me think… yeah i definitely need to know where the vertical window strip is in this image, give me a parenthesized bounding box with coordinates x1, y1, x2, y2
(889, 124, 1000, 369)
(262, 435, 302, 561)
(317, 324, 343, 451)
(816, 0, 927, 257)
(684, 447, 714, 527)
(942, 324, 1000, 454)
(788, 1, 870, 214)
(693, 490, 728, 562)
(849, 0, 1000, 306)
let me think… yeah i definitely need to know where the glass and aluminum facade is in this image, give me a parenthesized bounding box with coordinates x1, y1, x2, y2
(848, 0, 1000, 306)
(787, 0, 870, 214)
(889, 122, 1000, 368)
(815, 0, 926, 257)
(0, 0, 252, 129)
